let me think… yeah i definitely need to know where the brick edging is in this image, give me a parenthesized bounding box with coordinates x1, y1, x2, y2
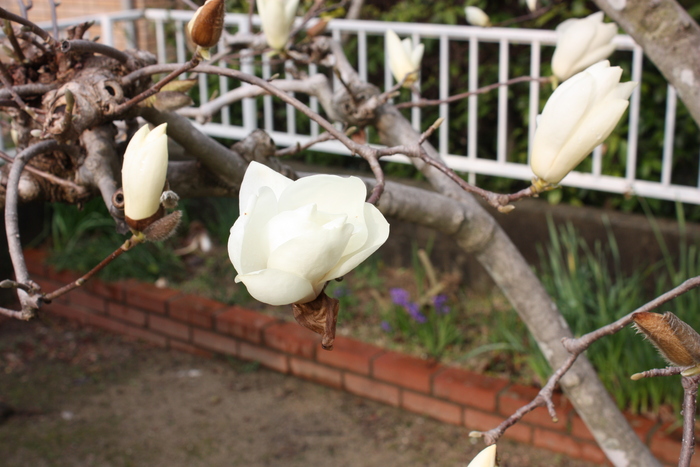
(23, 249, 691, 466)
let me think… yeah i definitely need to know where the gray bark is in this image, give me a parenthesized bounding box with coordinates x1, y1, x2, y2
(594, 0, 700, 126)
(374, 105, 661, 467)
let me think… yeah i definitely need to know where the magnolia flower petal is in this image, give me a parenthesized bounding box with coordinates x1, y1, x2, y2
(233, 186, 279, 274)
(551, 98, 630, 175)
(467, 445, 497, 467)
(531, 73, 593, 176)
(611, 81, 638, 100)
(228, 194, 257, 274)
(284, 0, 299, 24)
(465, 6, 490, 27)
(278, 175, 369, 252)
(410, 43, 425, 69)
(387, 30, 412, 85)
(259, 0, 292, 50)
(266, 204, 346, 253)
(322, 203, 390, 281)
(236, 268, 316, 305)
(589, 20, 617, 50)
(588, 63, 623, 104)
(268, 223, 353, 286)
(238, 161, 293, 214)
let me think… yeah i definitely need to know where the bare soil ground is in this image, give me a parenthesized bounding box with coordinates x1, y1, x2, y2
(0, 316, 599, 467)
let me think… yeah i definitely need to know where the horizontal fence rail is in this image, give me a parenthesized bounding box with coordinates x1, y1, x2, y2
(2, 9, 699, 204)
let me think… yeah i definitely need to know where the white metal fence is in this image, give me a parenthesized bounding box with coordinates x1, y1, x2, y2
(5, 9, 700, 204)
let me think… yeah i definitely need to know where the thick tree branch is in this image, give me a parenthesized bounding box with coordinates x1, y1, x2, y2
(594, 0, 700, 126)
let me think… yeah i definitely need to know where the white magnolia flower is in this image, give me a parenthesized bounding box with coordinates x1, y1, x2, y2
(531, 61, 636, 186)
(551, 11, 617, 82)
(468, 445, 497, 467)
(257, 0, 300, 51)
(526, 0, 537, 12)
(386, 30, 424, 88)
(228, 162, 390, 306)
(121, 123, 169, 223)
(465, 6, 491, 27)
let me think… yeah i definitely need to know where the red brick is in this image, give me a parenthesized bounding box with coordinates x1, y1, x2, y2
(215, 306, 276, 344)
(44, 301, 90, 323)
(464, 408, 532, 444)
(433, 367, 508, 412)
(401, 391, 462, 425)
(192, 328, 239, 355)
(289, 357, 342, 388)
(498, 384, 570, 431)
(149, 314, 190, 340)
(47, 266, 81, 284)
(343, 373, 399, 407)
(123, 280, 181, 314)
(626, 413, 657, 443)
(239, 341, 288, 373)
(533, 428, 582, 459)
(570, 415, 596, 442)
(169, 294, 226, 329)
(316, 336, 384, 376)
(650, 430, 684, 465)
(67, 289, 105, 314)
(23, 248, 48, 276)
(372, 352, 440, 394)
(169, 339, 215, 358)
(88, 313, 127, 334)
(578, 442, 608, 465)
(122, 325, 168, 347)
(264, 322, 320, 359)
(86, 279, 125, 302)
(106, 302, 146, 326)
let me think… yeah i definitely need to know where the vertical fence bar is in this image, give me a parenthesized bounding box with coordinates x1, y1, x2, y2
(626, 45, 643, 182)
(286, 60, 296, 136)
(239, 19, 257, 133)
(592, 145, 603, 176)
(262, 54, 273, 132)
(497, 38, 509, 164)
(439, 34, 449, 156)
(333, 28, 342, 92)
(468, 36, 479, 184)
(528, 41, 540, 162)
(662, 84, 677, 186)
(175, 21, 186, 69)
(411, 33, 421, 132)
(218, 40, 230, 127)
(100, 15, 114, 47)
(309, 63, 320, 137)
(358, 31, 368, 82)
(155, 19, 166, 64)
(384, 32, 392, 94)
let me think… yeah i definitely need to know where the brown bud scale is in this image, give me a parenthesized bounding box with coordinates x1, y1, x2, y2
(632, 311, 700, 367)
(125, 204, 165, 232)
(187, 0, 225, 48)
(292, 291, 339, 350)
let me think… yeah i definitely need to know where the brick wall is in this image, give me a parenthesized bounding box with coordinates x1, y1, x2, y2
(22, 248, 695, 466)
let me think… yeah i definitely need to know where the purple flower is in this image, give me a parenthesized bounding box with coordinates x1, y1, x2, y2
(381, 321, 392, 332)
(333, 286, 349, 298)
(406, 302, 427, 323)
(433, 294, 450, 314)
(390, 288, 411, 307)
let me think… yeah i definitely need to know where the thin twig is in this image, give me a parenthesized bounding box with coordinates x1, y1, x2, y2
(275, 131, 338, 157)
(0, 150, 87, 194)
(0, 279, 36, 293)
(0, 60, 37, 120)
(61, 39, 132, 65)
(395, 76, 552, 109)
(43, 235, 143, 302)
(631, 367, 685, 380)
(679, 375, 700, 467)
(494, 5, 555, 28)
(3, 20, 26, 62)
(110, 57, 201, 116)
(49, 0, 59, 40)
(0, 7, 57, 47)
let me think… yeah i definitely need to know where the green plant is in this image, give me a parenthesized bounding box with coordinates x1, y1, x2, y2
(47, 199, 186, 282)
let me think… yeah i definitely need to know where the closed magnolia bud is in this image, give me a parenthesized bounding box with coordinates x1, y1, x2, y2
(552, 12, 617, 82)
(258, 0, 300, 51)
(121, 123, 169, 230)
(468, 445, 497, 467)
(530, 61, 636, 186)
(633, 311, 700, 373)
(386, 30, 424, 88)
(187, 0, 225, 54)
(465, 6, 491, 27)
